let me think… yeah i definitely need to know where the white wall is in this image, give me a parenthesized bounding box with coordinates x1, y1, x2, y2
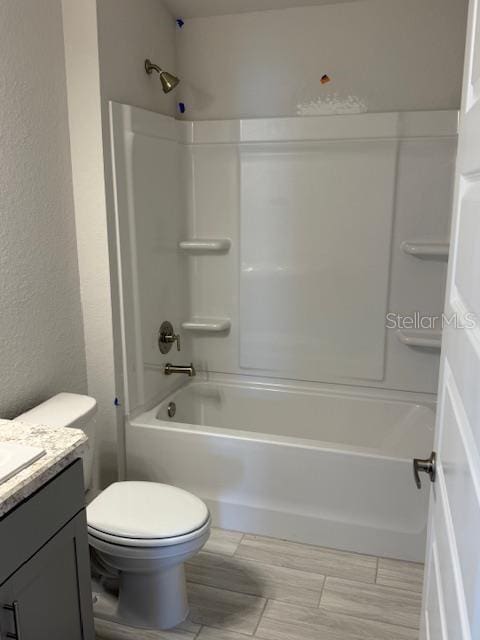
(97, 0, 178, 118)
(62, 0, 118, 488)
(164, 0, 362, 19)
(0, 0, 87, 419)
(62, 0, 179, 486)
(176, 0, 468, 120)
(97, 0, 178, 479)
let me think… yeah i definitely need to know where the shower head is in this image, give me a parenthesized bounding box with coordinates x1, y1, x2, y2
(144, 59, 180, 93)
(159, 70, 180, 94)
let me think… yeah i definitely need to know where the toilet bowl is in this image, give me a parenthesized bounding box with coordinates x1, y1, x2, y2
(16, 393, 211, 631)
(88, 481, 211, 630)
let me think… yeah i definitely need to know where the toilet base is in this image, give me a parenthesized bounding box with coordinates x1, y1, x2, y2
(118, 563, 189, 630)
(89, 516, 211, 631)
(93, 565, 190, 631)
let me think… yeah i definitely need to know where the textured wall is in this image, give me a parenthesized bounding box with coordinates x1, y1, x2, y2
(176, 0, 468, 120)
(0, 0, 87, 418)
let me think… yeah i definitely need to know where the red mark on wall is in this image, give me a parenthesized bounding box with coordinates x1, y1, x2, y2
(320, 74, 331, 85)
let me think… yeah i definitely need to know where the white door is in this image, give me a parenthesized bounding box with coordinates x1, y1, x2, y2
(420, 2, 480, 639)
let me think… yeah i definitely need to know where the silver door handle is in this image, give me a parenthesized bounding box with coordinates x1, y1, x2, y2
(413, 451, 437, 489)
(4, 601, 23, 640)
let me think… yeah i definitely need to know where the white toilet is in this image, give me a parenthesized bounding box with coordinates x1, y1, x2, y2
(17, 393, 211, 630)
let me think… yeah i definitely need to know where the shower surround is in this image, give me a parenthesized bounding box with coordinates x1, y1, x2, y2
(110, 102, 456, 560)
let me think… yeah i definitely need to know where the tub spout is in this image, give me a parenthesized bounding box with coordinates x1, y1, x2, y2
(164, 363, 196, 377)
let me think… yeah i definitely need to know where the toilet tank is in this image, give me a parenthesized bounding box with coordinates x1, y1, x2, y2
(16, 393, 97, 491)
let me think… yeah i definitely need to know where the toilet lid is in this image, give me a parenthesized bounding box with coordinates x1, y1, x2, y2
(87, 481, 209, 540)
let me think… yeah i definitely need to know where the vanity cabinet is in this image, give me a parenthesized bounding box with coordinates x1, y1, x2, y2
(0, 460, 94, 640)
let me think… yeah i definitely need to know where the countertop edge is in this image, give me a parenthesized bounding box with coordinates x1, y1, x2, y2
(0, 419, 88, 517)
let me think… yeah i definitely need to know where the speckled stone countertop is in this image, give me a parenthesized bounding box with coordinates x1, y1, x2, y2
(0, 419, 87, 517)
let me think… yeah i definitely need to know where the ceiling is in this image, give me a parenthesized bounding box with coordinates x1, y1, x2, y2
(163, 0, 361, 19)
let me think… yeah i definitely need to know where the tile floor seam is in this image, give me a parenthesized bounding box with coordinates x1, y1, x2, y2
(321, 574, 376, 585)
(230, 555, 377, 584)
(232, 533, 245, 557)
(186, 578, 269, 601)
(376, 560, 425, 593)
(256, 609, 420, 640)
(318, 600, 420, 631)
(193, 551, 336, 597)
(238, 532, 381, 559)
(252, 597, 270, 637)
(199, 622, 258, 638)
(190, 549, 330, 581)
(374, 583, 423, 595)
(316, 574, 327, 607)
(200, 626, 256, 639)
(186, 577, 323, 609)
(198, 549, 240, 559)
(320, 574, 422, 627)
(323, 574, 425, 598)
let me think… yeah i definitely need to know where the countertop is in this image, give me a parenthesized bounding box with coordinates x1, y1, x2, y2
(0, 419, 87, 517)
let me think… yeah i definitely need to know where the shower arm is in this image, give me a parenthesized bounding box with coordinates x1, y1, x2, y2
(145, 59, 162, 75)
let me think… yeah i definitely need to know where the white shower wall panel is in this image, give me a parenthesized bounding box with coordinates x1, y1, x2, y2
(110, 103, 193, 414)
(185, 112, 457, 394)
(111, 104, 457, 413)
(240, 140, 397, 381)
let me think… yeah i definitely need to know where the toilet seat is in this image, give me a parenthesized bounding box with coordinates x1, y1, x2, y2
(88, 517, 211, 549)
(87, 481, 210, 548)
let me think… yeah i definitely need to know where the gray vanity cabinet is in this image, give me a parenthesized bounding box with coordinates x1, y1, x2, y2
(0, 460, 94, 640)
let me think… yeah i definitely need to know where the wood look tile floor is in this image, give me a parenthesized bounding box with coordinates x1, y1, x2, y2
(95, 528, 424, 640)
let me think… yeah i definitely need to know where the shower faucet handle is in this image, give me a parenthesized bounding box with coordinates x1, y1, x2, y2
(167, 333, 181, 351)
(158, 321, 181, 353)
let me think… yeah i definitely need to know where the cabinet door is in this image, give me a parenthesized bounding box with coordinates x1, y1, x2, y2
(0, 511, 94, 640)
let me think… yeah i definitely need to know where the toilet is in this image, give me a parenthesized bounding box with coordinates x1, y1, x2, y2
(17, 393, 211, 630)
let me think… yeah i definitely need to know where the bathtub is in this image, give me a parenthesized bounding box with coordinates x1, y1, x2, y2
(127, 376, 435, 562)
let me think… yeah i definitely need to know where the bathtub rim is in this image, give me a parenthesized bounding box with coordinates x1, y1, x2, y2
(130, 371, 437, 418)
(129, 374, 435, 464)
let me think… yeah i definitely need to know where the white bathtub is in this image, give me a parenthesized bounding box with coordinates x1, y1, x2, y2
(127, 377, 435, 561)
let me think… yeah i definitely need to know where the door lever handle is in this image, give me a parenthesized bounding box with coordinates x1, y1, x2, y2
(4, 601, 23, 639)
(413, 451, 436, 489)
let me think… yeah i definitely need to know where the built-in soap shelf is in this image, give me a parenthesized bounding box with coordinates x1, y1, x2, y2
(396, 329, 442, 350)
(401, 241, 449, 260)
(179, 239, 231, 253)
(182, 318, 231, 332)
